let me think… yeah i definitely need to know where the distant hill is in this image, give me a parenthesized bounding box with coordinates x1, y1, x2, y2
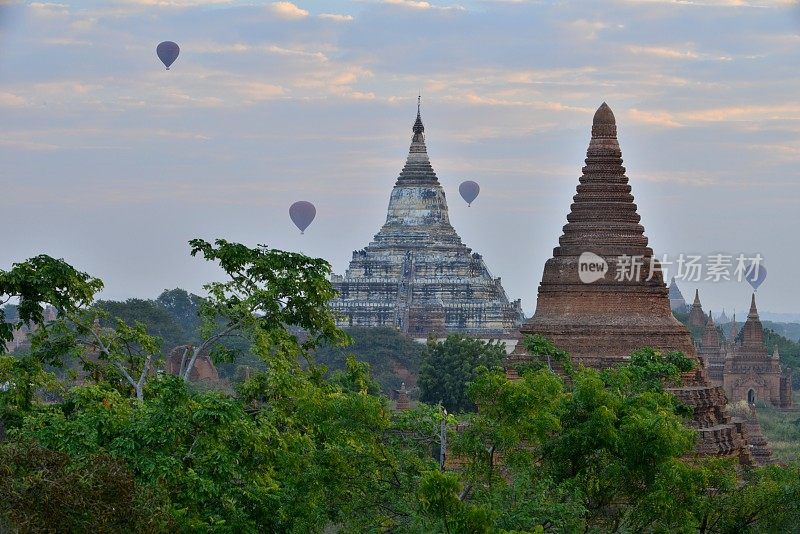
(761, 322, 800, 343)
(760, 312, 800, 323)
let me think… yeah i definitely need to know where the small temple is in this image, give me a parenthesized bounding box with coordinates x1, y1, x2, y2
(692, 291, 793, 410)
(509, 103, 753, 463)
(329, 101, 524, 341)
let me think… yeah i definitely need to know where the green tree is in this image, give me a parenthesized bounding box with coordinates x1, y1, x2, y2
(419, 334, 506, 413)
(175, 239, 349, 381)
(314, 326, 424, 394)
(0, 255, 102, 354)
(96, 297, 194, 352)
(156, 287, 204, 337)
(451, 345, 706, 532)
(0, 440, 169, 532)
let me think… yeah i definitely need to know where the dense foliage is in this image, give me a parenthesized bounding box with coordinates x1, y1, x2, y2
(3, 249, 800, 532)
(313, 326, 424, 395)
(96, 295, 199, 353)
(418, 334, 506, 413)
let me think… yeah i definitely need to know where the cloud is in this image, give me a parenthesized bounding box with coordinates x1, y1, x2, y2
(29, 2, 69, 17)
(270, 1, 308, 19)
(185, 41, 329, 61)
(628, 45, 701, 60)
(568, 19, 610, 39)
(628, 109, 683, 128)
(627, 44, 735, 61)
(383, 0, 465, 10)
(624, 0, 796, 6)
(628, 104, 800, 128)
(319, 13, 354, 21)
(237, 82, 285, 101)
(0, 91, 26, 107)
(119, 0, 233, 6)
(42, 37, 91, 46)
(681, 104, 800, 122)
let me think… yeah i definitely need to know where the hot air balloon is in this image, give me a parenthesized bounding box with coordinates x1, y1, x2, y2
(157, 41, 180, 70)
(745, 263, 767, 291)
(459, 180, 480, 207)
(289, 201, 316, 234)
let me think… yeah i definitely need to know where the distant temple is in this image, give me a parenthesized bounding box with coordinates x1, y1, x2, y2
(687, 289, 707, 328)
(3, 305, 57, 353)
(694, 292, 793, 410)
(329, 101, 524, 340)
(668, 277, 688, 313)
(510, 103, 752, 463)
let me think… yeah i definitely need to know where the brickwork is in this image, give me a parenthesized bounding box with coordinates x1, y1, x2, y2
(723, 294, 793, 409)
(165, 345, 219, 382)
(510, 103, 752, 463)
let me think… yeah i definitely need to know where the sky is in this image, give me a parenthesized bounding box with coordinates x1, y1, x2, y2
(1, 0, 800, 317)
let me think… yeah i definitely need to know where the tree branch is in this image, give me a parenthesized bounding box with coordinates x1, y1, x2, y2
(182, 320, 243, 381)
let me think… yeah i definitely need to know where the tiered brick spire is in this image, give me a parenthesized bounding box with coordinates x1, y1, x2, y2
(511, 103, 752, 462)
(741, 293, 765, 348)
(688, 289, 708, 327)
(702, 311, 721, 348)
(517, 103, 696, 367)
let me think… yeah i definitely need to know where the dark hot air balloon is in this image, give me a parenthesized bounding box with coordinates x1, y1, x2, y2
(289, 201, 316, 234)
(157, 41, 180, 70)
(745, 263, 767, 291)
(459, 180, 480, 206)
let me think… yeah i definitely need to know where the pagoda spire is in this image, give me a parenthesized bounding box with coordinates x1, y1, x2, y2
(748, 292, 759, 319)
(555, 102, 649, 257)
(741, 293, 765, 347)
(394, 97, 438, 187)
(702, 310, 720, 348)
(730, 312, 738, 342)
(413, 94, 424, 138)
(693, 289, 701, 306)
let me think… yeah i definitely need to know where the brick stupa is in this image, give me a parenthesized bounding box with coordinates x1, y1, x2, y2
(511, 103, 751, 462)
(516, 103, 697, 368)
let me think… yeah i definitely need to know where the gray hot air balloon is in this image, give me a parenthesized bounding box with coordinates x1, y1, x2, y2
(157, 41, 180, 70)
(459, 180, 480, 206)
(746, 263, 767, 291)
(289, 201, 316, 234)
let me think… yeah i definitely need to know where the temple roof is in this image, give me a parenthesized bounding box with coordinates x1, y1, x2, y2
(701, 310, 721, 348)
(748, 292, 759, 319)
(729, 313, 738, 341)
(369, 100, 463, 242)
(740, 293, 766, 349)
(668, 277, 685, 299)
(396, 99, 438, 187)
(688, 289, 707, 327)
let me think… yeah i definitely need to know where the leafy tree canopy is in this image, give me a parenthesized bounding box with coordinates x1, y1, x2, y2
(418, 334, 506, 413)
